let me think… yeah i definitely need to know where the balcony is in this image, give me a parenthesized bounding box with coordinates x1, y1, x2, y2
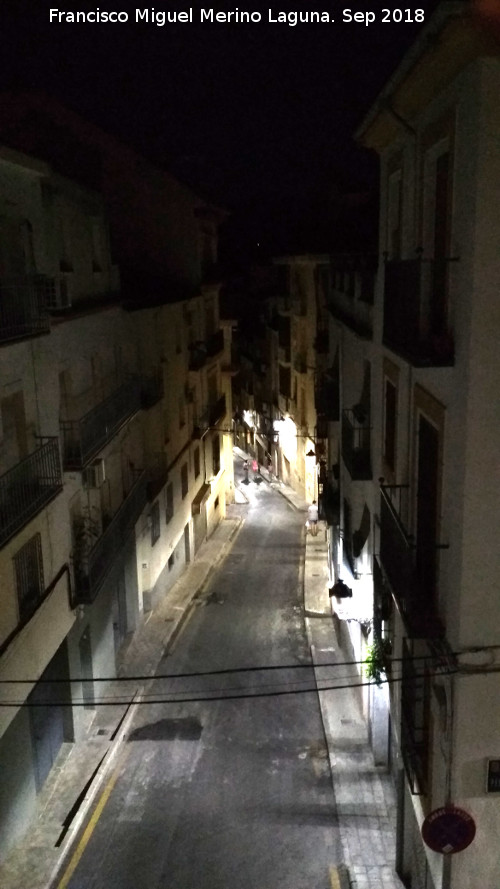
(0, 275, 51, 344)
(327, 256, 376, 339)
(188, 341, 207, 372)
(378, 485, 444, 638)
(0, 438, 63, 549)
(206, 328, 224, 360)
(73, 470, 148, 604)
(146, 453, 168, 502)
(341, 409, 371, 480)
(193, 394, 226, 439)
(315, 374, 339, 422)
(60, 377, 144, 469)
(383, 258, 455, 366)
(320, 476, 340, 526)
(140, 370, 164, 410)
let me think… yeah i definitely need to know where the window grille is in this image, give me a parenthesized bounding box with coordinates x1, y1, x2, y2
(150, 501, 160, 546)
(14, 533, 44, 620)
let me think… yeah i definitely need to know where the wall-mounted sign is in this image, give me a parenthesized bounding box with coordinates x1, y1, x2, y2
(487, 759, 500, 793)
(421, 806, 476, 854)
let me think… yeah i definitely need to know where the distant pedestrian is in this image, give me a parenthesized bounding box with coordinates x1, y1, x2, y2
(307, 500, 319, 535)
(243, 460, 249, 482)
(252, 458, 258, 477)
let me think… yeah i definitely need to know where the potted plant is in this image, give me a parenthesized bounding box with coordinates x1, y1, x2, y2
(364, 636, 392, 687)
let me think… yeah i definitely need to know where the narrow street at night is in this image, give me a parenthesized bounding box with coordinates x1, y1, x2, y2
(61, 469, 342, 889)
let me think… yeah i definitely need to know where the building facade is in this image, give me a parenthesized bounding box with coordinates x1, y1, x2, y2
(0, 118, 232, 856)
(351, 4, 500, 886)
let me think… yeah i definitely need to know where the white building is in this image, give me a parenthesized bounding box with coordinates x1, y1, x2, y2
(349, 3, 500, 886)
(0, 138, 232, 857)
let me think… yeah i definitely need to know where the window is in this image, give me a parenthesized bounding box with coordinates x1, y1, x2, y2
(150, 501, 160, 546)
(181, 463, 188, 499)
(212, 434, 221, 477)
(194, 446, 201, 479)
(384, 380, 397, 473)
(14, 533, 44, 621)
(179, 395, 186, 429)
(166, 482, 174, 524)
(387, 168, 403, 259)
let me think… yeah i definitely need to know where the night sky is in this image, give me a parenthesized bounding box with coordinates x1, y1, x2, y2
(1, 0, 444, 256)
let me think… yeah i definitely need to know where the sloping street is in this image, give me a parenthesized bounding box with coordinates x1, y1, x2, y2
(61, 470, 342, 889)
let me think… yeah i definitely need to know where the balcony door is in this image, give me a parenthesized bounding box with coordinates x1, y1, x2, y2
(415, 415, 439, 607)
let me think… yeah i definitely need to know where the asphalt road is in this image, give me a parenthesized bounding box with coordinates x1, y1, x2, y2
(64, 475, 342, 888)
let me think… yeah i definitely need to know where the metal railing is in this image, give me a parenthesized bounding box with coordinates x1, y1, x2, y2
(61, 377, 143, 469)
(188, 341, 207, 372)
(379, 485, 443, 638)
(206, 328, 224, 359)
(0, 276, 51, 343)
(341, 409, 372, 480)
(140, 370, 164, 409)
(0, 438, 63, 549)
(73, 470, 148, 604)
(383, 258, 455, 366)
(193, 394, 226, 439)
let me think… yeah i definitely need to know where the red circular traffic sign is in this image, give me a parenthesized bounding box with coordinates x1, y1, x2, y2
(421, 806, 476, 854)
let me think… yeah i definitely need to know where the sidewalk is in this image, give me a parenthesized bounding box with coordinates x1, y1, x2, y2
(0, 510, 243, 889)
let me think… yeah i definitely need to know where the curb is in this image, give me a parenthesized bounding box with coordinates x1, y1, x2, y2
(46, 688, 144, 889)
(46, 515, 244, 888)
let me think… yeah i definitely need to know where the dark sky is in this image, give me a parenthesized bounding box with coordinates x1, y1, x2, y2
(0, 0, 442, 255)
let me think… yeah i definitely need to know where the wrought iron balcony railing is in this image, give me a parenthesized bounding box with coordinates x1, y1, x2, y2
(383, 257, 455, 366)
(341, 409, 372, 480)
(140, 370, 164, 409)
(60, 377, 144, 469)
(0, 438, 63, 549)
(72, 470, 148, 604)
(0, 276, 51, 344)
(206, 328, 224, 359)
(209, 393, 226, 427)
(193, 394, 226, 439)
(315, 376, 339, 422)
(379, 485, 444, 638)
(146, 453, 168, 502)
(188, 341, 207, 372)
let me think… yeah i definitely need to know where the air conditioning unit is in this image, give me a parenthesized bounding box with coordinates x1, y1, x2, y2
(45, 275, 73, 310)
(83, 458, 106, 488)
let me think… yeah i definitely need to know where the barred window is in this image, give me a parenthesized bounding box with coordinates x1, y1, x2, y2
(194, 446, 201, 479)
(14, 533, 44, 621)
(212, 434, 220, 477)
(166, 482, 174, 524)
(150, 501, 160, 546)
(181, 463, 188, 499)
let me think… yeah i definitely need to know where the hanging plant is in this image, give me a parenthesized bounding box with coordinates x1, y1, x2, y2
(364, 637, 392, 687)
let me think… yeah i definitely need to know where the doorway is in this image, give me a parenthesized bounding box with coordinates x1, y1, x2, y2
(78, 626, 95, 710)
(29, 641, 72, 792)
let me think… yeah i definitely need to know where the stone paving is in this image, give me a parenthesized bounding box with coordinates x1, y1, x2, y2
(0, 453, 404, 889)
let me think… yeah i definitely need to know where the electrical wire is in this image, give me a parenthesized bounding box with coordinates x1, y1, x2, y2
(0, 665, 458, 708)
(0, 652, 449, 685)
